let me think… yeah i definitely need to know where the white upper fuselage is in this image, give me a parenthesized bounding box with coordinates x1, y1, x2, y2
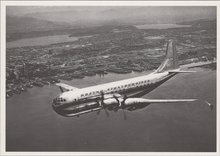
(54, 70, 171, 106)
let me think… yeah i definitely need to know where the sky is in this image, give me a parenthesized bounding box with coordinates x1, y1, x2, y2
(6, 6, 216, 25)
(7, 6, 216, 17)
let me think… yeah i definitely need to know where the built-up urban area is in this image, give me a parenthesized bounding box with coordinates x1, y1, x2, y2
(6, 19, 216, 98)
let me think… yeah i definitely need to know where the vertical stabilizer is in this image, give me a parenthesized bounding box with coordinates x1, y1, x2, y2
(156, 40, 179, 72)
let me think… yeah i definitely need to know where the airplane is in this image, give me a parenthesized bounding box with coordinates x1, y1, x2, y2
(52, 40, 213, 118)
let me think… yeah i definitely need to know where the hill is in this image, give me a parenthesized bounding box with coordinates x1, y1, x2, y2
(6, 15, 71, 34)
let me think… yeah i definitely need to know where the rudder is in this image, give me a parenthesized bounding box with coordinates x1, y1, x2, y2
(156, 40, 179, 73)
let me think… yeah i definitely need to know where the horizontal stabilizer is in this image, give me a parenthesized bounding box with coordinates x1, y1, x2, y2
(168, 69, 196, 74)
(56, 83, 79, 91)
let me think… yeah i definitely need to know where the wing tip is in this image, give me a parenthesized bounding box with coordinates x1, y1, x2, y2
(205, 101, 214, 110)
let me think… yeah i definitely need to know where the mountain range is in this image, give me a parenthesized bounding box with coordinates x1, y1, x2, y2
(6, 6, 216, 34)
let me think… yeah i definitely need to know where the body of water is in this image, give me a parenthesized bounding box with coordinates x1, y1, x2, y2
(135, 24, 191, 29)
(7, 24, 191, 48)
(6, 34, 79, 48)
(6, 69, 216, 152)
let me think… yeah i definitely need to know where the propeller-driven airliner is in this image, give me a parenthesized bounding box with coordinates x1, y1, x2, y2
(52, 40, 213, 118)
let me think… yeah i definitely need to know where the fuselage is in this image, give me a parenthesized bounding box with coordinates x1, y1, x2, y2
(52, 40, 188, 117)
(52, 70, 176, 113)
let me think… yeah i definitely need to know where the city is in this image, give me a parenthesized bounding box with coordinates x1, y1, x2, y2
(6, 19, 216, 98)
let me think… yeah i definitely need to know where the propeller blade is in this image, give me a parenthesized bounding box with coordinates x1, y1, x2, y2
(121, 95, 127, 109)
(122, 109, 127, 120)
(113, 95, 120, 107)
(104, 109, 110, 117)
(97, 110, 101, 115)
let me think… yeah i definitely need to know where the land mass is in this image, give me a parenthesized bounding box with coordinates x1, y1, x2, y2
(6, 19, 216, 98)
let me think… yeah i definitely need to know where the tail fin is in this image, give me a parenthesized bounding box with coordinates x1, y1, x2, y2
(156, 40, 179, 73)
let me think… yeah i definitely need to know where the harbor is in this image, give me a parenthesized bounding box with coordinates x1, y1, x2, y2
(6, 60, 216, 98)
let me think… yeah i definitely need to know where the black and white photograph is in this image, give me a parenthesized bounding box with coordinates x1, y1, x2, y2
(0, 1, 219, 155)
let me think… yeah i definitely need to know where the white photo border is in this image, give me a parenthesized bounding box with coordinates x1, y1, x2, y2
(1, 1, 219, 156)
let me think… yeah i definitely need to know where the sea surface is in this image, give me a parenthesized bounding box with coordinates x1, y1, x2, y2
(6, 34, 79, 48)
(6, 68, 216, 152)
(7, 24, 191, 48)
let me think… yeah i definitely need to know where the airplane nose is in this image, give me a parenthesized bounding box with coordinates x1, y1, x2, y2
(53, 98, 56, 104)
(52, 97, 60, 107)
(52, 96, 70, 117)
(52, 95, 67, 107)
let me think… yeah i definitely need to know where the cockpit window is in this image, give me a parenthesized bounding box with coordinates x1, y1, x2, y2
(56, 97, 66, 102)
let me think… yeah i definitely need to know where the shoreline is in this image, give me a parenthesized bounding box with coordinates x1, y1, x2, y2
(6, 61, 216, 99)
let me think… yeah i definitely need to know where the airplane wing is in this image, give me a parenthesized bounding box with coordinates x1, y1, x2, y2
(130, 98, 197, 103)
(56, 83, 79, 91)
(123, 98, 197, 106)
(124, 98, 212, 109)
(61, 107, 102, 117)
(54, 96, 212, 117)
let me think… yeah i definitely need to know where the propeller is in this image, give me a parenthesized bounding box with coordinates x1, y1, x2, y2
(104, 108, 110, 117)
(96, 107, 109, 117)
(97, 93, 129, 119)
(113, 95, 121, 111)
(97, 108, 101, 115)
(122, 109, 127, 120)
(100, 91, 105, 105)
(121, 95, 127, 109)
(118, 95, 128, 120)
(96, 91, 110, 117)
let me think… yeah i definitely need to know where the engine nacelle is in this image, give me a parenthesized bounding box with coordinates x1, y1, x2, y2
(103, 98, 119, 105)
(103, 97, 150, 111)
